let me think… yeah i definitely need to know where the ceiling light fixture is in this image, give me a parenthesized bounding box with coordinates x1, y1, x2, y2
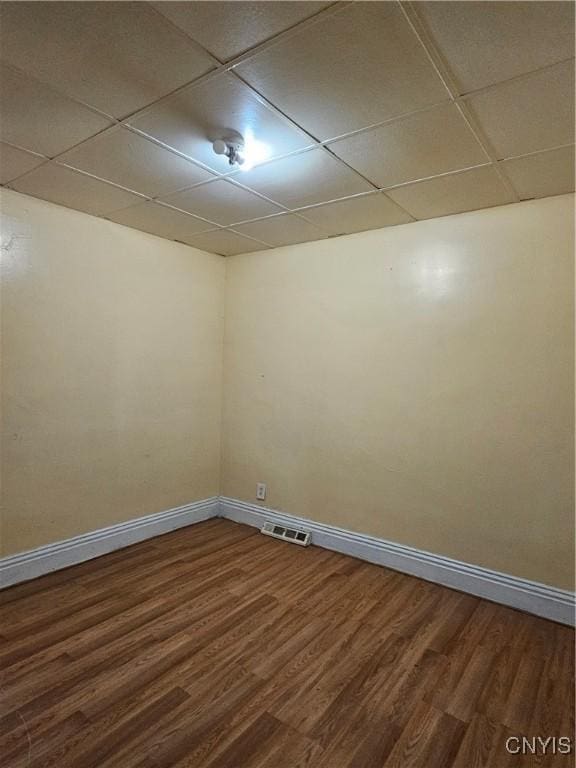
(212, 129, 271, 172)
(213, 137, 245, 167)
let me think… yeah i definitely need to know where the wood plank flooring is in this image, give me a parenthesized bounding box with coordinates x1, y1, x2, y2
(0, 518, 574, 767)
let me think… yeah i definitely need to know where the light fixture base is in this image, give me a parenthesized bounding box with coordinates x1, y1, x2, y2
(212, 136, 245, 166)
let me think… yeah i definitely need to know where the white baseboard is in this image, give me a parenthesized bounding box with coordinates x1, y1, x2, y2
(2, 494, 573, 626)
(0, 497, 219, 589)
(219, 497, 576, 627)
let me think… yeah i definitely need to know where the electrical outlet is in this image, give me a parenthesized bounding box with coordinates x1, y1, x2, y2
(256, 483, 267, 501)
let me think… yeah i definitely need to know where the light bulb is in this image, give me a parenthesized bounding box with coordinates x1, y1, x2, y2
(239, 129, 271, 172)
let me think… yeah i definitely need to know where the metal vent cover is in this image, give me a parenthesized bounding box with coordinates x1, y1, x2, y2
(260, 521, 311, 547)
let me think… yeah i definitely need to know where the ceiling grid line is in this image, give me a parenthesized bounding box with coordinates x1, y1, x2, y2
(34, 42, 574, 195)
(3, 3, 569, 178)
(456, 56, 576, 103)
(0, 3, 350, 179)
(124, 1, 352, 125)
(399, 1, 521, 202)
(1, 0, 573, 254)
(145, 2, 383, 231)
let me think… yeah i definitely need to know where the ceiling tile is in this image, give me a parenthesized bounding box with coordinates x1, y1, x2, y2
(467, 61, 575, 160)
(127, 72, 312, 173)
(386, 166, 515, 220)
(9, 164, 145, 217)
(235, 213, 327, 247)
(418, 1, 575, 94)
(0, 142, 45, 185)
(160, 179, 282, 226)
(239, 149, 373, 209)
(301, 193, 413, 236)
(236, 3, 448, 140)
(107, 201, 214, 243)
(59, 127, 215, 198)
(152, 1, 330, 62)
(0, 2, 216, 118)
(184, 229, 270, 257)
(0, 65, 112, 157)
(329, 103, 488, 188)
(501, 146, 575, 201)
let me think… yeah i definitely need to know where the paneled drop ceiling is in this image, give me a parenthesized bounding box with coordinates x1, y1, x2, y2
(0, 1, 574, 256)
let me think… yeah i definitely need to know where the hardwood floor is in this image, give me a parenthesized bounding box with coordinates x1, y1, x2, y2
(0, 518, 574, 767)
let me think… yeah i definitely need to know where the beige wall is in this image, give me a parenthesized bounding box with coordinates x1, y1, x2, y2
(1, 189, 225, 556)
(2, 189, 573, 591)
(222, 194, 575, 590)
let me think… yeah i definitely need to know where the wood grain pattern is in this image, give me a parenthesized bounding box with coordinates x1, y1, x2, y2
(0, 518, 573, 767)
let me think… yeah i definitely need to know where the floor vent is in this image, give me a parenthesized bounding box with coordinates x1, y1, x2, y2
(261, 521, 311, 547)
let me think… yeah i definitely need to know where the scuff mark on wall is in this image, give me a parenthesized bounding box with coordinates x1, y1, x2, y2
(0, 235, 16, 253)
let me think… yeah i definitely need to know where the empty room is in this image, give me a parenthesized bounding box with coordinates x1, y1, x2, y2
(0, 1, 574, 766)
